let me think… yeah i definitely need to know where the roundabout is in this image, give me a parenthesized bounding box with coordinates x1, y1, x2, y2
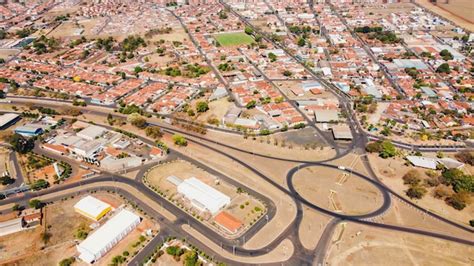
(286, 163, 392, 220)
(291, 165, 385, 216)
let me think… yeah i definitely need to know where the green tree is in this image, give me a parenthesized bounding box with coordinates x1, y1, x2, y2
(245, 100, 256, 109)
(172, 134, 188, 146)
(439, 49, 453, 60)
(12, 203, 21, 212)
(28, 199, 43, 209)
(196, 101, 209, 113)
(436, 63, 451, 74)
(268, 52, 277, 62)
(0, 175, 14, 185)
(59, 257, 75, 266)
(283, 70, 293, 77)
(297, 37, 306, 47)
(127, 113, 147, 128)
(8, 134, 35, 154)
(442, 168, 474, 193)
(145, 126, 163, 139)
(379, 140, 396, 158)
(30, 179, 49, 191)
(111, 255, 125, 265)
(184, 251, 199, 266)
(75, 229, 88, 240)
(244, 26, 253, 35)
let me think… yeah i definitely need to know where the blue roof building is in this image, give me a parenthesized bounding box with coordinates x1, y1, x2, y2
(15, 125, 44, 137)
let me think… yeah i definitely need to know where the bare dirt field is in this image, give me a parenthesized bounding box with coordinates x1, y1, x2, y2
(48, 21, 83, 38)
(0, 49, 20, 61)
(151, 253, 182, 266)
(436, 0, 474, 23)
(326, 222, 474, 265)
(416, 0, 474, 31)
(43, 6, 81, 20)
(195, 98, 233, 124)
(0, 147, 10, 175)
(363, 3, 415, 17)
(148, 27, 189, 43)
(292, 166, 383, 215)
(145, 53, 176, 67)
(0, 195, 91, 265)
(298, 207, 333, 250)
(368, 154, 473, 227)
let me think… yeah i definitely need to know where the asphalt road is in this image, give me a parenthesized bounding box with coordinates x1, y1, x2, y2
(1, 95, 473, 265)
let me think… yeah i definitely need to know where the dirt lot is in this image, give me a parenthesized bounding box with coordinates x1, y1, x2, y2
(326, 222, 474, 265)
(368, 153, 474, 227)
(0, 49, 20, 61)
(0, 195, 91, 265)
(145, 53, 176, 67)
(0, 147, 10, 175)
(298, 207, 333, 250)
(195, 98, 233, 124)
(148, 27, 189, 43)
(48, 21, 83, 38)
(415, 0, 474, 31)
(363, 3, 415, 17)
(145, 160, 265, 232)
(151, 252, 182, 266)
(292, 165, 383, 215)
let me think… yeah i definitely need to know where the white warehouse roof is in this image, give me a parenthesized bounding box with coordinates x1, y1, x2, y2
(78, 209, 140, 263)
(406, 156, 437, 169)
(77, 125, 107, 141)
(74, 195, 111, 221)
(178, 177, 230, 214)
(0, 113, 19, 128)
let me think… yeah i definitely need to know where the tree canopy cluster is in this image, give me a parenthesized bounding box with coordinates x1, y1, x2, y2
(365, 140, 396, 158)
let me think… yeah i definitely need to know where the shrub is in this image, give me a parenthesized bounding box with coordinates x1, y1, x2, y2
(406, 186, 427, 199)
(455, 151, 474, 166)
(365, 141, 382, 153)
(433, 185, 451, 199)
(446, 192, 470, 210)
(402, 170, 421, 186)
(59, 257, 75, 266)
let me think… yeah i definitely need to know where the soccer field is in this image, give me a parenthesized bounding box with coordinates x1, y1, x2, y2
(214, 32, 255, 46)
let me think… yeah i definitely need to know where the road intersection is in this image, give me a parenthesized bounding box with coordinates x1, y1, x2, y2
(0, 96, 473, 265)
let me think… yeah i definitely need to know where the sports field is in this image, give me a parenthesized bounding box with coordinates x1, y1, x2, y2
(214, 32, 255, 46)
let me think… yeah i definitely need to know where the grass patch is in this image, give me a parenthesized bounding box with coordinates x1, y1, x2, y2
(214, 32, 254, 46)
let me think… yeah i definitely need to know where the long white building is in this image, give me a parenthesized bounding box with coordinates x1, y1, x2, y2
(177, 177, 230, 214)
(77, 209, 141, 263)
